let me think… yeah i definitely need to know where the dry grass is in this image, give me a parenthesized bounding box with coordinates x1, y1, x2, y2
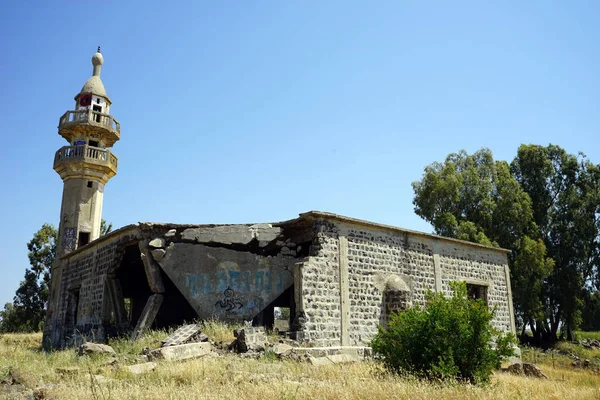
(1, 332, 599, 400)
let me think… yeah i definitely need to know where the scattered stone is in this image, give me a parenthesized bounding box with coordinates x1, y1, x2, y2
(149, 238, 165, 248)
(149, 342, 213, 361)
(576, 339, 600, 349)
(231, 327, 267, 353)
(503, 362, 547, 379)
(161, 324, 208, 347)
(272, 343, 293, 357)
(522, 363, 548, 379)
(503, 363, 523, 375)
(125, 362, 157, 375)
(78, 342, 116, 356)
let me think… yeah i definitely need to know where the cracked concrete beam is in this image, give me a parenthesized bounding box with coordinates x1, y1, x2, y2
(130, 294, 163, 341)
(181, 224, 281, 245)
(139, 240, 165, 293)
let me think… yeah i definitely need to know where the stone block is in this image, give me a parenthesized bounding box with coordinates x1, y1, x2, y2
(232, 327, 267, 353)
(125, 362, 157, 375)
(272, 343, 293, 356)
(327, 353, 359, 364)
(149, 342, 213, 361)
(78, 342, 116, 356)
(149, 238, 165, 248)
(308, 356, 333, 366)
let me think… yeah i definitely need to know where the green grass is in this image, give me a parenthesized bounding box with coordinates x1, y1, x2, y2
(575, 331, 600, 341)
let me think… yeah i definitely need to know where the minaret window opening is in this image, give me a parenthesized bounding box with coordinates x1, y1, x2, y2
(93, 104, 103, 122)
(89, 140, 99, 147)
(87, 181, 93, 188)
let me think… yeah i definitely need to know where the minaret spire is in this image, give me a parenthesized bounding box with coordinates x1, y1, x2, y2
(92, 47, 103, 77)
(53, 49, 120, 255)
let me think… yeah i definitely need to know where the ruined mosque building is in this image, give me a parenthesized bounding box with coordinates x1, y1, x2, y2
(43, 50, 517, 350)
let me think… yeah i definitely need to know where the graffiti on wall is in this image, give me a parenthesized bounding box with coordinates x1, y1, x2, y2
(63, 228, 77, 252)
(183, 268, 285, 300)
(214, 287, 243, 311)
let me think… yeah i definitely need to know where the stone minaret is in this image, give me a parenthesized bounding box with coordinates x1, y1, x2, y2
(54, 47, 120, 256)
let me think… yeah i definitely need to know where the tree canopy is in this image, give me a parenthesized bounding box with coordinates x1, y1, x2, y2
(412, 145, 599, 345)
(0, 221, 113, 333)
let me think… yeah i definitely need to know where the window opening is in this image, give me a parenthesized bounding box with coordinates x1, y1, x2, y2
(87, 181, 93, 188)
(466, 283, 488, 305)
(274, 307, 291, 333)
(78, 232, 90, 247)
(89, 140, 99, 147)
(92, 105, 102, 122)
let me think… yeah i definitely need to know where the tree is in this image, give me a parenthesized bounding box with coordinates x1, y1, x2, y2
(371, 282, 516, 384)
(412, 149, 553, 341)
(101, 220, 113, 236)
(412, 145, 600, 345)
(412, 149, 535, 248)
(0, 220, 113, 333)
(0, 223, 56, 332)
(511, 144, 600, 340)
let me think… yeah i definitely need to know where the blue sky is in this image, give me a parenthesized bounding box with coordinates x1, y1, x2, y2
(0, 1, 598, 308)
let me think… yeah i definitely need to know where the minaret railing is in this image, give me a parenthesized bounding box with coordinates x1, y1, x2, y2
(58, 110, 120, 133)
(53, 145, 118, 170)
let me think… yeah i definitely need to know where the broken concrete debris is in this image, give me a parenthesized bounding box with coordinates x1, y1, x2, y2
(148, 342, 213, 362)
(161, 324, 207, 347)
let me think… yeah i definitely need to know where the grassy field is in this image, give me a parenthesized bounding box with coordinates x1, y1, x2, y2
(576, 331, 600, 341)
(1, 329, 599, 400)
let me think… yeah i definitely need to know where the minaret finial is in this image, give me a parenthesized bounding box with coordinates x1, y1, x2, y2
(91, 48, 104, 77)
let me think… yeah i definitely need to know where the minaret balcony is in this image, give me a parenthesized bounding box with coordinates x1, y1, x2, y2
(58, 110, 120, 147)
(53, 145, 118, 183)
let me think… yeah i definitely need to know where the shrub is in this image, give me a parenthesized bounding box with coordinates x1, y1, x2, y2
(371, 282, 516, 384)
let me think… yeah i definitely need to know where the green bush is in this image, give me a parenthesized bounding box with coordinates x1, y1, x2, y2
(371, 282, 516, 384)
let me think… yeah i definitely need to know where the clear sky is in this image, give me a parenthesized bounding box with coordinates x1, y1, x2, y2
(0, 1, 598, 308)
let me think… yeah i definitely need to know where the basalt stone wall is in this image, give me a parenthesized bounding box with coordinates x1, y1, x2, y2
(43, 226, 138, 349)
(295, 220, 342, 347)
(297, 217, 514, 348)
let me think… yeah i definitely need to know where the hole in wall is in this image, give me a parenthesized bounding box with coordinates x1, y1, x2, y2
(78, 232, 90, 247)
